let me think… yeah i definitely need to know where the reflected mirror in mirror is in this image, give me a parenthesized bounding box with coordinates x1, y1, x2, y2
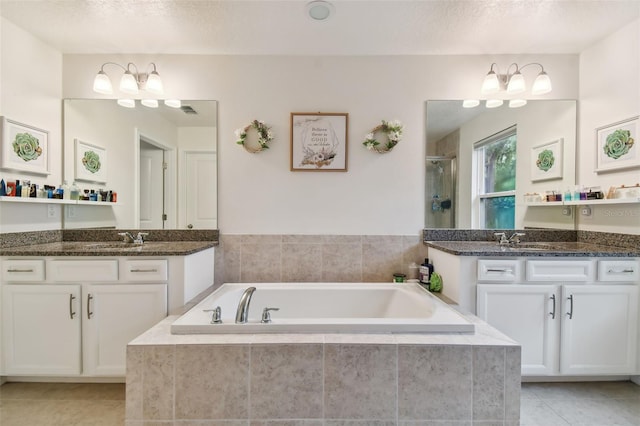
(425, 100, 576, 230)
(63, 99, 217, 230)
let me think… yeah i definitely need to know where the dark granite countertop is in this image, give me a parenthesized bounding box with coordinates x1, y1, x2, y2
(425, 241, 640, 257)
(0, 240, 216, 257)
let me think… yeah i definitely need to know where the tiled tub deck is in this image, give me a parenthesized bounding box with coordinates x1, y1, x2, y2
(125, 316, 521, 425)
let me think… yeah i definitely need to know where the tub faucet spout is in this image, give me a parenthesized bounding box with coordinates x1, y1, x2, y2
(235, 287, 256, 323)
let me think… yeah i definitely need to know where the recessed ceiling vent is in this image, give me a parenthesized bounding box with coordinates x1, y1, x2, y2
(180, 105, 198, 115)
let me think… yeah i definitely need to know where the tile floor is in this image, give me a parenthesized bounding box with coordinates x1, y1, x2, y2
(0, 380, 638, 425)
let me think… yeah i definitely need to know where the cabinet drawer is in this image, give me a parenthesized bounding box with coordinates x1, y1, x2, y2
(1, 260, 45, 282)
(121, 260, 167, 282)
(526, 260, 594, 282)
(478, 259, 521, 282)
(598, 260, 640, 282)
(49, 260, 118, 282)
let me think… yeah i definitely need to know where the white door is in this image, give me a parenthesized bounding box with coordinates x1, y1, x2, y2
(2, 285, 81, 375)
(82, 283, 167, 376)
(139, 144, 165, 229)
(184, 151, 217, 229)
(561, 284, 638, 375)
(477, 284, 560, 375)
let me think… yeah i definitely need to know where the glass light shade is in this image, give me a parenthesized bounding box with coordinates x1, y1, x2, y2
(119, 71, 139, 94)
(117, 99, 136, 108)
(164, 99, 182, 108)
(509, 99, 527, 108)
(462, 99, 480, 108)
(485, 99, 504, 108)
(141, 99, 159, 108)
(506, 71, 526, 94)
(481, 71, 500, 94)
(531, 71, 552, 95)
(145, 71, 164, 95)
(93, 71, 113, 94)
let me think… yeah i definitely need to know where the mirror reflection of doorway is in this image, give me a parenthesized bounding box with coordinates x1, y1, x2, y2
(139, 135, 173, 229)
(182, 151, 217, 229)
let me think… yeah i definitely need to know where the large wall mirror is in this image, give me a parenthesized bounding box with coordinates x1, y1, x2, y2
(425, 100, 577, 230)
(63, 99, 217, 230)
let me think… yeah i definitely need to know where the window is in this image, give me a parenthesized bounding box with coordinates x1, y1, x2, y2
(474, 126, 516, 229)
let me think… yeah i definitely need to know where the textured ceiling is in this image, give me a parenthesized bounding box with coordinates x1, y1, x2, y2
(1, 0, 639, 55)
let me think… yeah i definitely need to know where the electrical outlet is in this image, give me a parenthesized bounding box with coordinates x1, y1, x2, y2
(67, 205, 76, 218)
(47, 205, 56, 218)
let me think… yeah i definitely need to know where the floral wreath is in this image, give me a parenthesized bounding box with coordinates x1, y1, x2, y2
(235, 119, 274, 153)
(362, 119, 403, 153)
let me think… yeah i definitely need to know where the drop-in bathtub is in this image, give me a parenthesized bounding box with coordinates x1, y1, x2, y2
(171, 282, 474, 334)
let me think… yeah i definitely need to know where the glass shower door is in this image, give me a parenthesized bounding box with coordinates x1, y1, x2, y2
(425, 156, 456, 228)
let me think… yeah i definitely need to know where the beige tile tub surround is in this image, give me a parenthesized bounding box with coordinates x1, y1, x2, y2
(125, 317, 521, 424)
(215, 234, 429, 287)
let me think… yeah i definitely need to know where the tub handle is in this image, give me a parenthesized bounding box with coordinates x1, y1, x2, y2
(203, 306, 222, 324)
(261, 307, 280, 323)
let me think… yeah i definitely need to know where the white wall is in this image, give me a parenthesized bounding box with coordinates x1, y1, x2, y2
(457, 101, 576, 229)
(61, 54, 579, 235)
(579, 19, 640, 234)
(0, 18, 63, 232)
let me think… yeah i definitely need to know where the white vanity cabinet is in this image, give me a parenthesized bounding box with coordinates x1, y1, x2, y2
(1, 258, 168, 377)
(476, 258, 639, 376)
(2, 284, 82, 375)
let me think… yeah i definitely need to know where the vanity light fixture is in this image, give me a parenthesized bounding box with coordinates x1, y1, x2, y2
(485, 99, 504, 108)
(481, 62, 552, 96)
(92, 62, 164, 96)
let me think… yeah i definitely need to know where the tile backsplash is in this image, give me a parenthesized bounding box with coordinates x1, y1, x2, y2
(215, 234, 429, 287)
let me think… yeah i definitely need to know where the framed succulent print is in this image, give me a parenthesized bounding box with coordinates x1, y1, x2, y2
(0, 117, 50, 175)
(75, 139, 107, 183)
(531, 138, 563, 182)
(595, 116, 638, 173)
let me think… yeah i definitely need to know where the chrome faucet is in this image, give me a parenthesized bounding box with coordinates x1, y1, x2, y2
(494, 232, 525, 246)
(117, 231, 148, 244)
(235, 287, 256, 323)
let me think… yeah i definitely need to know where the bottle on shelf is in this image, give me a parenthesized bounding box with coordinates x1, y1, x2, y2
(62, 181, 70, 200)
(70, 181, 80, 200)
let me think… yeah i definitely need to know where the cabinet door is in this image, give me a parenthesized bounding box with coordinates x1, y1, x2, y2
(83, 283, 167, 376)
(477, 284, 559, 375)
(2, 285, 81, 375)
(561, 285, 638, 375)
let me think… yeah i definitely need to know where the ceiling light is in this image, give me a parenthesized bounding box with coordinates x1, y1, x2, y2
(462, 99, 480, 108)
(93, 61, 164, 98)
(141, 99, 159, 108)
(117, 99, 135, 108)
(486, 99, 504, 108)
(164, 99, 181, 108)
(509, 99, 527, 108)
(306, 0, 334, 21)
